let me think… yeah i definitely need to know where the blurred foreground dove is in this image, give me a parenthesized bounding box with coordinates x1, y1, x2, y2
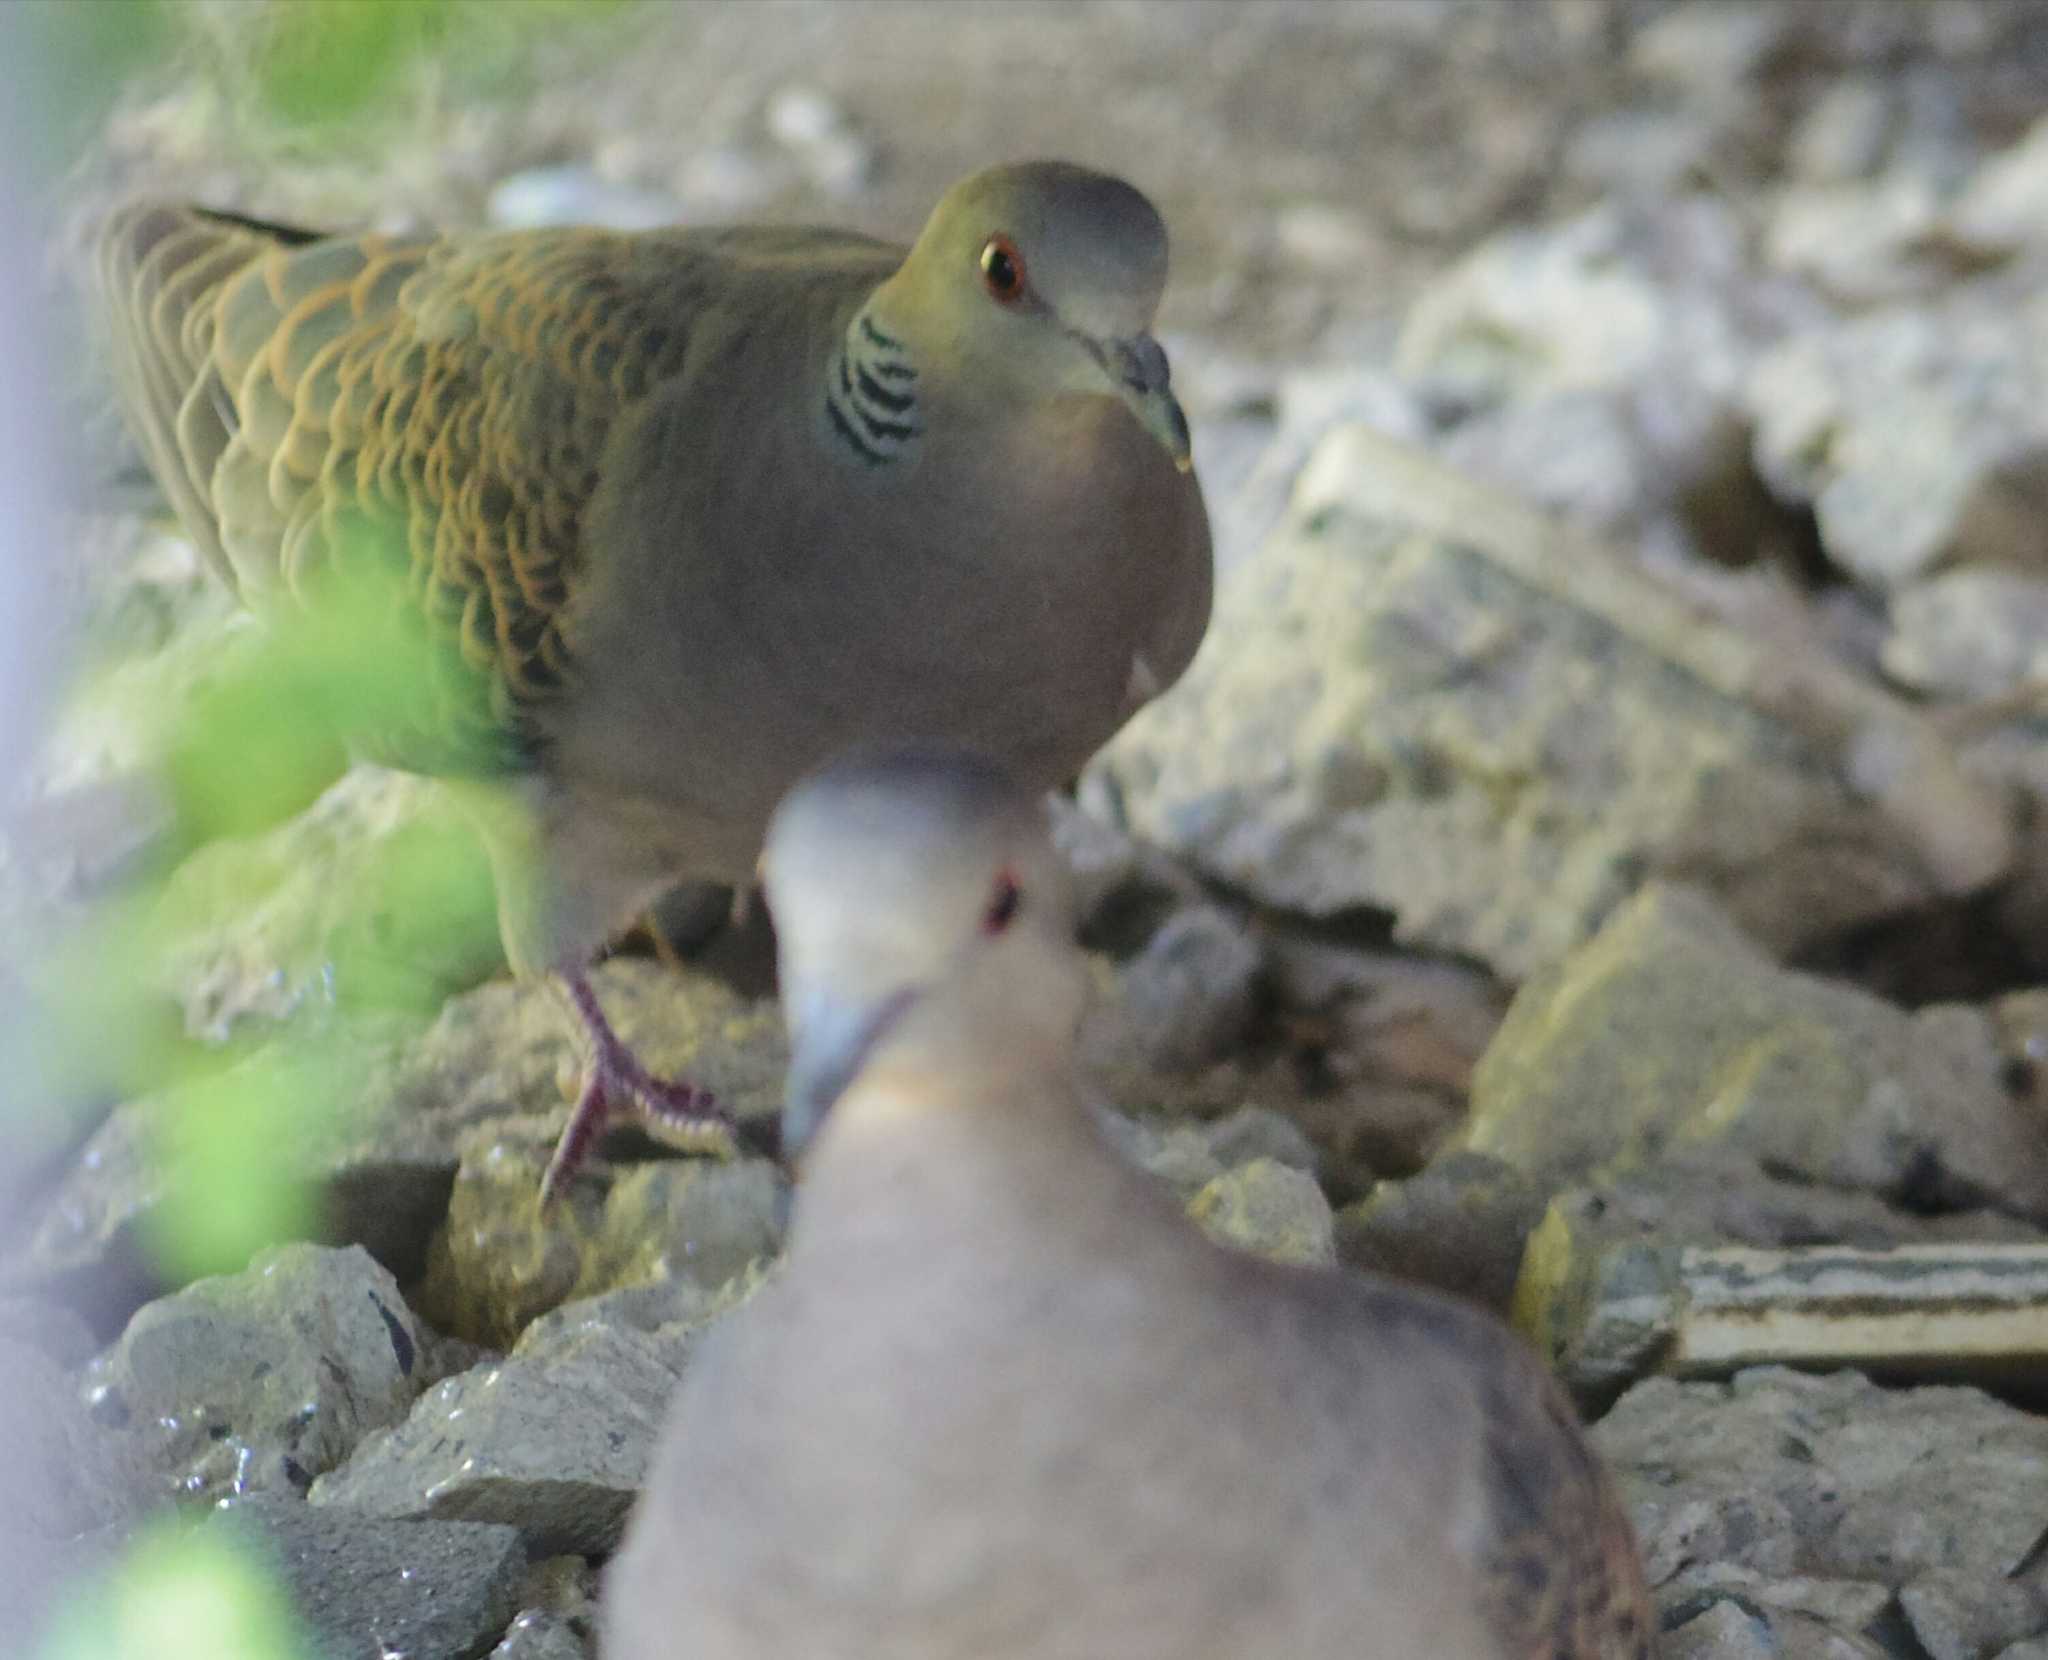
(95, 163, 1211, 1201)
(604, 747, 1653, 1660)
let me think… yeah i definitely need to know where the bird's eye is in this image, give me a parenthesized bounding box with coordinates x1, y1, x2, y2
(979, 235, 1026, 303)
(982, 870, 1022, 934)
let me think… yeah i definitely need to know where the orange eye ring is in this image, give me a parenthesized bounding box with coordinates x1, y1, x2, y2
(979, 235, 1026, 303)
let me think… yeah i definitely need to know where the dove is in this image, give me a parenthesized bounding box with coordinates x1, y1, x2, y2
(94, 162, 1212, 1202)
(603, 746, 1654, 1660)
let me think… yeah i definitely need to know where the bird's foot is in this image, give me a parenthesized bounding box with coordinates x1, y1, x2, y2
(539, 971, 732, 1208)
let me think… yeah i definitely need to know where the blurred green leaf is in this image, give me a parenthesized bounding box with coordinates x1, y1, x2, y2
(27, 525, 512, 1276)
(139, 1046, 330, 1283)
(38, 1522, 313, 1660)
(244, 0, 637, 135)
(18, 0, 639, 165)
(250, 0, 455, 130)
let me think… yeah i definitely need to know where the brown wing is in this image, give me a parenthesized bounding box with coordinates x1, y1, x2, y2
(98, 203, 894, 776)
(1473, 1347, 1655, 1660)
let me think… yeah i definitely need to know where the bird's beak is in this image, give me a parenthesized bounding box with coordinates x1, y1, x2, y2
(781, 982, 922, 1161)
(1108, 333, 1193, 473)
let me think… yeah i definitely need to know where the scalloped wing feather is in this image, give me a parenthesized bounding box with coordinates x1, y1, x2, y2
(99, 202, 895, 775)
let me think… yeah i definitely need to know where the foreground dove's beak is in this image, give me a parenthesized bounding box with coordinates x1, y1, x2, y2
(781, 982, 923, 1160)
(1111, 333, 1193, 473)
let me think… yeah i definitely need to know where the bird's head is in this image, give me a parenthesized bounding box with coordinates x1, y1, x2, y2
(891, 161, 1192, 470)
(760, 744, 1088, 1162)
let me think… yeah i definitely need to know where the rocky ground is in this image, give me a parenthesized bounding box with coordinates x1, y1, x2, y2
(10, 2, 2048, 1656)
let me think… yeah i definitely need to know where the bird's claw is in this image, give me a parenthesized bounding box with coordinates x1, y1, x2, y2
(539, 1059, 733, 1210)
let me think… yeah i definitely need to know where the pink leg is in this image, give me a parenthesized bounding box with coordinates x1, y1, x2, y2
(539, 971, 730, 1207)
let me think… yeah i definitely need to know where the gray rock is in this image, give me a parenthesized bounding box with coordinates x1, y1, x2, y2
(1397, 198, 1816, 439)
(1270, 200, 1383, 277)
(1662, 1597, 1776, 1660)
(2, 1337, 146, 1538)
(1334, 1151, 1546, 1315)
(153, 767, 503, 1036)
(398, 955, 788, 1155)
(1661, 1564, 1891, 1631)
(1517, 1163, 2048, 1409)
(1563, 105, 1727, 202)
(1093, 462, 1943, 980)
(1882, 566, 2048, 698)
(1532, 1147, 2045, 1257)
(1465, 885, 2048, 1218)
(16, 1013, 448, 1317)
(1202, 361, 1427, 580)
(1115, 904, 1266, 1072)
(1433, 386, 1706, 558)
(1997, 1643, 2048, 1660)
(1198, 1104, 1320, 1177)
(15, 955, 787, 1324)
(1661, 1592, 1889, 1660)
(212, 1493, 526, 1660)
(1950, 113, 2048, 258)
(1746, 269, 2048, 589)
(1080, 974, 1314, 1134)
(1097, 1111, 1226, 1200)
(1900, 1568, 2048, 1660)
(493, 1609, 593, 1659)
(1262, 937, 1503, 1193)
(27, 561, 234, 810)
(1082, 934, 1476, 1202)
(513, 1550, 600, 1624)
(83, 1242, 423, 1502)
(417, 1112, 784, 1349)
(310, 1312, 701, 1557)
(1047, 792, 1199, 955)
(1762, 174, 1969, 307)
(1762, 60, 1987, 301)
(1099, 1104, 1317, 1205)
(1597, 1368, 2048, 1598)
(514, 1271, 756, 1357)
(1186, 1157, 1336, 1267)
(1786, 78, 1895, 184)
(1628, 3, 1792, 90)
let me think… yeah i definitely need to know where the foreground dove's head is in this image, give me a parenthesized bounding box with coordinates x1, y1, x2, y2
(886, 162, 1192, 468)
(761, 746, 1087, 1159)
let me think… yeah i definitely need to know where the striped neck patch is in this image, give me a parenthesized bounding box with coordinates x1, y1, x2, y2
(824, 306, 921, 469)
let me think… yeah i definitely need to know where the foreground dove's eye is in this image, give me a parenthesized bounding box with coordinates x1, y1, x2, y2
(980, 236, 1026, 303)
(982, 870, 1022, 934)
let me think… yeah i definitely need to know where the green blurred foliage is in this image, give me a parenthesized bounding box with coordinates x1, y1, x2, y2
(23, 0, 636, 169)
(244, 0, 629, 133)
(38, 1523, 313, 1660)
(135, 1042, 324, 1283)
(41, 530, 513, 1273)
(13, 0, 622, 1644)
(161, 522, 510, 842)
(248, 0, 459, 129)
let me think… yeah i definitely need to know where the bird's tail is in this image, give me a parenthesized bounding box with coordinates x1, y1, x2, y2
(94, 201, 314, 594)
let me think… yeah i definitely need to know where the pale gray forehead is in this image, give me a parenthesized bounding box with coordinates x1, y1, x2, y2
(765, 745, 1041, 895)
(934, 162, 1168, 330)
